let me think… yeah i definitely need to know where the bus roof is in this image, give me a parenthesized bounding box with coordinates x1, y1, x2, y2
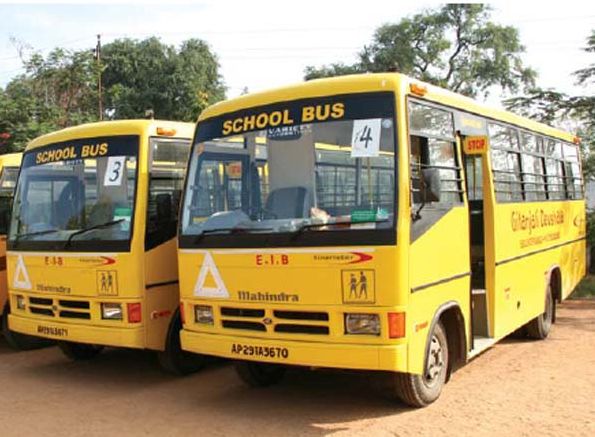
(25, 120, 195, 152)
(198, 73, 575, 143)
(0, 152, 22, 168)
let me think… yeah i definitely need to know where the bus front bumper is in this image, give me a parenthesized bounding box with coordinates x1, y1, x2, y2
(180, 329, 408, 372)
(8, 314, 145, 349)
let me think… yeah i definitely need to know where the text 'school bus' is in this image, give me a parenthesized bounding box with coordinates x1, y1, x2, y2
(176, 73, 586, 406)
(7, 120, 204, 373)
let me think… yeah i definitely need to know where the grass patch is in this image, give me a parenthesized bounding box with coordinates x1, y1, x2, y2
(570, 275, 595, 299)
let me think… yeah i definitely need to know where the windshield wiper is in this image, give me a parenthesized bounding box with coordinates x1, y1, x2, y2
(193, 225, 273, 243)
(14, 228, 62, 242)
(64, 219, 125, 248)
(290, 218, 388, 240)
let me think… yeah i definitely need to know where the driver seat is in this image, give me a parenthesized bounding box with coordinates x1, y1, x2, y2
(265, 186, 312, 219)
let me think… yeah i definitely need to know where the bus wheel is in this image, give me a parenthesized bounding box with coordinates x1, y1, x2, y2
(526, 285, 554, 340)
(157, 310, 206, 375)
(58, 341, 104, 360)
(234, 361, 286, 387)
(1, 305, 52, 351)
(394, 321, 448, 407)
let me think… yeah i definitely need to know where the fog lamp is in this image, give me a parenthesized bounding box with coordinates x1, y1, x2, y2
(345, 313, 380, 335)
(195, 305, 214, 325)
(16, 295, 26, 310)
(101, 303, 123, 320)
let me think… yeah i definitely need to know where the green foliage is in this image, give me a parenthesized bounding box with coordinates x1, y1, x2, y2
(101, 37, 225, 121)
(0, 37, 225, 151)
(305, 4, 536, 98)
(0, 47, 99, 152)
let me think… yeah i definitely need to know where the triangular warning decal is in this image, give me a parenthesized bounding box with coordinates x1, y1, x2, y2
(13, 254, 32, 290)
(194, 252, 229, 298)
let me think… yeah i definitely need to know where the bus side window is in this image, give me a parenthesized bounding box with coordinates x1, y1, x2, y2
(408, 101, 462, 208)
(145, 138, 190, 250)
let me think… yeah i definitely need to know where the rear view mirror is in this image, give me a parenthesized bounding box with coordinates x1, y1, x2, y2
(421, 168, 441, 203)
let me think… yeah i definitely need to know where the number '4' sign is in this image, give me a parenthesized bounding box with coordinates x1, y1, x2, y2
(351, 119, 381, 158)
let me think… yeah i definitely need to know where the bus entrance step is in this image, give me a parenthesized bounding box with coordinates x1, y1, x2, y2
(469, 336, 497, 359)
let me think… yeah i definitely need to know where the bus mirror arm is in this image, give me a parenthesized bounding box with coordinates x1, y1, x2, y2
(412, 168, 441, 222)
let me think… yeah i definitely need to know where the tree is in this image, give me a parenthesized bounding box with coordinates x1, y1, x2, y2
(305, 4, 536, 98)
(504, 30, 595, 179)
(101, 37, 225, 121)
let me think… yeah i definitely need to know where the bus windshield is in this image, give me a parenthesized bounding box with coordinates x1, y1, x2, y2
(9, 136, 138, 249)
(181, 93, 396, 242)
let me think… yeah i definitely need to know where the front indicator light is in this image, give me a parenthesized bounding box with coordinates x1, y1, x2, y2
(101, 303, 123, 320)
(16, 295, 26, 310)
(345, 313, 380, 335)
(388, 312, 406, 338)
(195, 305, 214, 325)
(127, 303, 142, 323)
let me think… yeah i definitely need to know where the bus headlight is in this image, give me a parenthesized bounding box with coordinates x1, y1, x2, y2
(16, 295, 26, 310)
(101, 303, 123, 320)
(195, 305, 214, 325)
(345, 313, 380, 335)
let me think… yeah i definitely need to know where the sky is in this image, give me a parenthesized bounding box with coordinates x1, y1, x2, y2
(0, 0, 594, 107)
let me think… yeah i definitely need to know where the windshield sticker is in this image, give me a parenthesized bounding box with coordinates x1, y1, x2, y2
(351, 119, 381, 158)
(104, 156, 126, 186)
(267, 125, 303, 141)
(351, 209, 377, 223)
(113, 207, 132, 231)
(13, 254, 32, 290)
(194, 252, 229, 298)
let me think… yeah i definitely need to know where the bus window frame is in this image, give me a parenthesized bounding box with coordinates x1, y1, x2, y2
(7, 135, 141, 253)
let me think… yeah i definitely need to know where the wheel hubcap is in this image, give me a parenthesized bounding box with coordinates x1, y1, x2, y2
(425, 335, 444, 385)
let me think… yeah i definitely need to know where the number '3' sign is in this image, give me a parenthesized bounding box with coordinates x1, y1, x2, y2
(104, 156, 126, 186)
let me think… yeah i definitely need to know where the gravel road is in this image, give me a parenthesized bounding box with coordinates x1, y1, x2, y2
(0, 299, 593, 436)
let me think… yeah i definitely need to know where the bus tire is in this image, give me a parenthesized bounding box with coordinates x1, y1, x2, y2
(234, 361, 286, 387)
(393, 321, 448, 407)
(157, 310, 206, 376)
(58, 341, 104, 360)
(526, 285, 554, 340)
(1, 305, 52, 351)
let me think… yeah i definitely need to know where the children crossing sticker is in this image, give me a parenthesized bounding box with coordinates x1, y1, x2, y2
(13, 254, 32, 290)
(194, 252, 229, 298)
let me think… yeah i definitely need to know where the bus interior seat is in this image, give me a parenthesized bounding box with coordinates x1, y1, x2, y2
(265, 186, 312, 219)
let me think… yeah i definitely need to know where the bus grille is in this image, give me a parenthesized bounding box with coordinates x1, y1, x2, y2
(27, 297, 91, 320)
(218, 307, 330, 336)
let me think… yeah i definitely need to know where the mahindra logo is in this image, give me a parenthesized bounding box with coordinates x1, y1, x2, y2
(262, 317, 273, 325)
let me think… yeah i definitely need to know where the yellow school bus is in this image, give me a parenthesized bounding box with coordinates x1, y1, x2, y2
(177, 73, 586, 406)
(0, 152, 34, 348)
(7, 120, 204, 373)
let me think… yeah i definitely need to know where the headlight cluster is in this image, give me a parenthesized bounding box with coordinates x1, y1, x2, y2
(101, 303, 123, 320)
(344, 313, 380, 335)
(195, 305, 214, 325)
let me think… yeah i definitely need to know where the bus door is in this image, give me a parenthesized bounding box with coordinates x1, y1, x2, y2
(456, 113, 492, 349)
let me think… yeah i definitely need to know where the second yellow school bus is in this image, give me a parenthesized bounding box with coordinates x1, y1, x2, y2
(7, 120, 204, 373)
(177, 73, 585, 406)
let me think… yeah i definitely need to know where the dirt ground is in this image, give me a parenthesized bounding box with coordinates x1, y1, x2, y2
(0, 300, 594, 437)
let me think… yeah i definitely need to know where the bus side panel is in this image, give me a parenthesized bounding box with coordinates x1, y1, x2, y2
(408, 207, 471, 374)
(491, 200, 586, 339)
(144, 238, 180, 351)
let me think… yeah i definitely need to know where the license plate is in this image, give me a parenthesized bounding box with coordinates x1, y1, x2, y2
(230, 343, 289, 359)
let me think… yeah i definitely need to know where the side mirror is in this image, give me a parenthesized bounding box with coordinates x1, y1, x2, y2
(155, 193, 172, 225)
(421, 168, 441, 203)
